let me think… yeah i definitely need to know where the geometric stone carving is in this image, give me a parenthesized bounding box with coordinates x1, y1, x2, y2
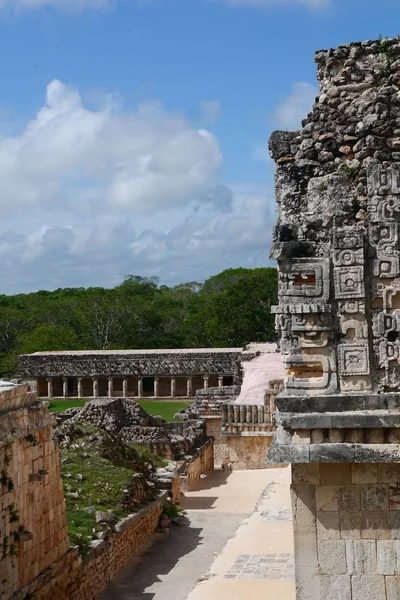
(333, 229, 364, 249)
(370, 222, 400, 277)
(334, 266, 365, 299)
(372, 310, 400, 339)
(338, 343, 370, 376)
(290, 315, 333, 349)
(369, 195, 400, 223)
(333, 248, 364, 266)
(373, 252, 400, 278)
(291, 314, 332, 331)
(340, 317, 368, 339)
(370, 223, 398, 246)
(369, 164, 400, 197)
(283, 353, 337, 393)
(279, 259, 330, 301)
(338, 300, 366, 314)
(271, 303, 332, 314)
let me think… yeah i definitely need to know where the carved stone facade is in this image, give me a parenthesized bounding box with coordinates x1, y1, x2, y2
(268, 37, 400, 599)
(18, 348, 239, 399)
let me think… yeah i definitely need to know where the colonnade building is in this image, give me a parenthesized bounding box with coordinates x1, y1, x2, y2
(18, 348, 240, 399)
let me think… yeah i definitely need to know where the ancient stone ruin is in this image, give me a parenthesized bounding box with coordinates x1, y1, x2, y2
(18, 348, 238, 399)
(268, 37, 400, 599)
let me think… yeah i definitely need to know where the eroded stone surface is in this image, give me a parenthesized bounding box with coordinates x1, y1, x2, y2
(269, 35, 400, 600)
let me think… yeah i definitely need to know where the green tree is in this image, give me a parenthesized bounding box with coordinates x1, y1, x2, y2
(18, 325, 79, 354)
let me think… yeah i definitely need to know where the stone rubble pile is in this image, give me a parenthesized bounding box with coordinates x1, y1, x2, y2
(55, 397, 208, 460)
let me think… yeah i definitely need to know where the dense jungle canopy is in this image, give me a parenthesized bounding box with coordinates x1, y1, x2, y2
(0, 267, 278, 378)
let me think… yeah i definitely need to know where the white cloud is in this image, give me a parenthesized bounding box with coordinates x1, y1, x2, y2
(215, 0, 330, 10)
(0, 79, 227, 214)
(0, 80, 274, 293)
(274, 82, 318, 130)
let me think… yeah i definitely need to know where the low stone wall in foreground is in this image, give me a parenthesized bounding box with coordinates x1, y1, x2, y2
(16, 492, 167, 600)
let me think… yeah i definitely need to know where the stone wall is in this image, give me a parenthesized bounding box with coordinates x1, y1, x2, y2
(203, 416, 230, 467)
(17, 492, 167, 600)
(221, 434, 276, 470)
(18, 349, 241, 378)
(183, 440, 214, 490)
(292, 462, 400, 600)
(0, 384, 70, 600)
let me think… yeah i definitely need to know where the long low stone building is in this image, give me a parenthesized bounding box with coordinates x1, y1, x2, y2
(18, 348, 241, 399)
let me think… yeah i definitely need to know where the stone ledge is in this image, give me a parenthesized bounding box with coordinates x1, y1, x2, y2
(266, 441, 400, 464)
(113, 491, 168, 534)
(275, 393, 400, 414)
(221, 431, 275, 437)
(277, 411, 400, 429)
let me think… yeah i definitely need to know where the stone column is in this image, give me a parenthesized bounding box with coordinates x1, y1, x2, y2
(47, 378, 53, 398)
(170, 378, 176, 398)
(122, 379, 128, 398)
(218, 376, 224, 388)
(137, 377, 143, 398)
(154, 377, 159, 398)
(62, 377, 68, 398)
(186, 377, 193, 397)
(107, 377, 113, 398)
(92, 378, 99, 398)
(77, 378, 83, 399)
(203, 376, 209, 390)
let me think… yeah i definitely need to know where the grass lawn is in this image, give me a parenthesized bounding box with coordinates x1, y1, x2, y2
(48, 399, 86, 412)
(137, 401, 192, 422)
(47, 398, 192, 421)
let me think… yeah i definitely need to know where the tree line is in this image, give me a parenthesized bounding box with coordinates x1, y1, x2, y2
(0, 267, 278, 378)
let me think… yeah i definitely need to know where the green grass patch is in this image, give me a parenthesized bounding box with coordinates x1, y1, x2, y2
(49, 399, 86, 412)
(137, 401, 192, 422)
(60, 427, 133, 552)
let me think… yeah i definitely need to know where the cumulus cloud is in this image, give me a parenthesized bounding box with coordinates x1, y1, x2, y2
(0, 80, 273, 293)
(274, 82, 318, 130)
(0, 79, 228, 214)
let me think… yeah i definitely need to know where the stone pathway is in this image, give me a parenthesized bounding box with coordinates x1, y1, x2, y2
(187, 467, 295, 600)
(100, 468, 294, 600)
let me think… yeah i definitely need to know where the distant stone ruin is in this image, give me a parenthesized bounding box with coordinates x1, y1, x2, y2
(268, 37, 400, 599)
(18, 348, 239, 399)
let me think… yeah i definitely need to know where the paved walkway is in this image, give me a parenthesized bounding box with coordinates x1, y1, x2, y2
(187, 467, 295, 600)
(100, 468, 294, 600)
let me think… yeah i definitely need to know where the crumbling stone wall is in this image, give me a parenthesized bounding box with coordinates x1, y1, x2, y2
(268, 35, 400, 600)
(0, 384, 70, 600)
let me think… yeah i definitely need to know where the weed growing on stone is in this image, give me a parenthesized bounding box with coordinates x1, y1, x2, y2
(59, 424, 164, 555)
(61, 439, 132, 551)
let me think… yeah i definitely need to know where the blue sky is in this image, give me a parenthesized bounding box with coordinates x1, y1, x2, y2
(0, 0, 398, 293)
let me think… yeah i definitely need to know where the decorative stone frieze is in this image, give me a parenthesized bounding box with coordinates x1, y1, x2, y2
(268, 36, 400, 599)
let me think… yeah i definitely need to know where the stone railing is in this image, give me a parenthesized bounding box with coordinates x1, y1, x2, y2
(221, 404, 275, 436)
(194, 385, 240, 417)
(220, 380, 284, 436)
